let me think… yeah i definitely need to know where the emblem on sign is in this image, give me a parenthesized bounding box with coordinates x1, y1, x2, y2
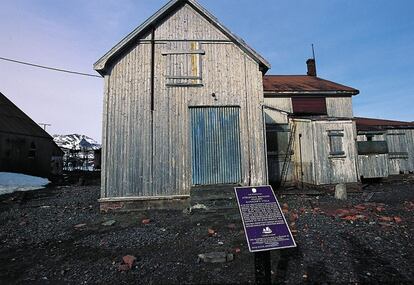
(262, 227, 272, 234)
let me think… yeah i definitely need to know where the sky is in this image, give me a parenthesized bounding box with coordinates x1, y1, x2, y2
(1, 0, 413, 142)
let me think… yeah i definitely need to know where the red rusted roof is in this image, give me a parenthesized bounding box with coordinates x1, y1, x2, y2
(263, 75, 359, 95)
(355, 117, 414, 131)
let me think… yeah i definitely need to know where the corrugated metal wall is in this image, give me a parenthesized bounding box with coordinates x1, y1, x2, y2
(190, 107, 241, 185)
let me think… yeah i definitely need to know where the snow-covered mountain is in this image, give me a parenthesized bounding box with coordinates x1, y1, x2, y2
(53, 134, 101, 150)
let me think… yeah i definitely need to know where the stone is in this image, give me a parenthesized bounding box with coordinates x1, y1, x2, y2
(197, 252, 234, 263)
(334, 184, 347, 200)
(101, 220, 116, 226)
(207, 228, 216, 236)
(394, 216, 403, 223)
(122, 255, 137, 269)
(190, 203, 208, 211)
(74, 223, 87, 228)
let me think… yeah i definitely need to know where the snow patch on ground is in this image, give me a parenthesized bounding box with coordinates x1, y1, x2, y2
(0, 172, 50, 195)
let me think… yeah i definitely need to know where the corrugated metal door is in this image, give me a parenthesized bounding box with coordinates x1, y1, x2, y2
(190, 107, 242, 185)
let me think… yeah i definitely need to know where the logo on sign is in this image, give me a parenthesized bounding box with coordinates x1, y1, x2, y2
(262, 227, 272, 234)
(252, 188, 257, 193)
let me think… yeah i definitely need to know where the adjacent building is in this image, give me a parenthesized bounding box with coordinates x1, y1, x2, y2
(356, 117, 414, 178)
(0, 92, 63, 178)
(263, 60, 360, 186)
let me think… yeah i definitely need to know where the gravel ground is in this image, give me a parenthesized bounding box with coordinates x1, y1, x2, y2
(0, 178, 413, 284)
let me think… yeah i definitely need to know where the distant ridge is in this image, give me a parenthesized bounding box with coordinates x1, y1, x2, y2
(53, 134, 101, 150)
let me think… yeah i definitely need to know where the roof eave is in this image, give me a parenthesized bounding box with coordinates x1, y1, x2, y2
(264, 90, 359, 96)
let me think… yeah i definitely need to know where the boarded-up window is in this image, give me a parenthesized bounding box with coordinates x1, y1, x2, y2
(163, 42, 204, 86)
(292, 97, 327, 115)
(328, 130, 345, 156)
(387, 132, 408, 158)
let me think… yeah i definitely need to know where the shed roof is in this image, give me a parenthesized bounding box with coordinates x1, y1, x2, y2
(263, 75, 359, 96)
(355, 117, 414, 131)
(94, 0, 271, 75)
(0, 92, 53, 139)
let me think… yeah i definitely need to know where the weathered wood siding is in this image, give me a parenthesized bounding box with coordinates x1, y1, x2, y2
(264, 96, 353, 118)
(101, 3, 266, 199)
(264, 98, 292, 113)
(291, 119, 315, 184)
(405, 130, 414, 172)
(312, 120, 358, 184)
(264, 108, 288, 124)
(356, 133, 389, 179)
(326, 97, 353, 118)
(154, 4, 228, 41)
(358, 154, 389, 178)
(386, 129, 414, 174)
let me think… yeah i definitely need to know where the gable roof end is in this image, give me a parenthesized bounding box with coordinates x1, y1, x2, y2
(93, 0, 270, 76)
(0, 92, 53, 139)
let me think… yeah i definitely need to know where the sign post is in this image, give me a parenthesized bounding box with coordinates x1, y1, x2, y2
(234, 185, 296, 284)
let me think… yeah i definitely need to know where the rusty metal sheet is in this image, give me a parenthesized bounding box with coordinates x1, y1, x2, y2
(263, 75, 359, 94)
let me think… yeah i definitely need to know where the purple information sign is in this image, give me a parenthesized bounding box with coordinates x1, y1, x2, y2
(234, 185, 296, 252)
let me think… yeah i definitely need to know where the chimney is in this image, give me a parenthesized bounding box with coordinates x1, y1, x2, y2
(306, 59, 317, 76)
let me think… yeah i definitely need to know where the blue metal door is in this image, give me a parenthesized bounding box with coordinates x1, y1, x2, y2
(190, 107, 242, 185)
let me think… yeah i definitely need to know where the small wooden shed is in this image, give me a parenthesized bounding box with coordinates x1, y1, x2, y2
(356, 117, 414, 176)
(0, 92, 63, 178)
(94, 0, 270, 210)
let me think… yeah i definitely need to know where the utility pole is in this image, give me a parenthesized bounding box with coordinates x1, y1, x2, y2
(38, 123, 51, 131)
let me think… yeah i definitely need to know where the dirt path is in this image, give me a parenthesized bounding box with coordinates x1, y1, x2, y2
(0, 180, 413, 284)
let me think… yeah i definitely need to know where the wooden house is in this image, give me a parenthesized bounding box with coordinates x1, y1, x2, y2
(263, 60, 360, 186)
(356, 117, 414, 177)
(0, 92, 63, 178)
(94, 0, 270, 210)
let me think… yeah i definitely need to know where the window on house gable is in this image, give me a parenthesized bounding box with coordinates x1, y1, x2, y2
(28, 142, 36, 159)
(328, 130, 345, 156)
(163, 41, 204, 87)
(292, 97, 327, 115)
